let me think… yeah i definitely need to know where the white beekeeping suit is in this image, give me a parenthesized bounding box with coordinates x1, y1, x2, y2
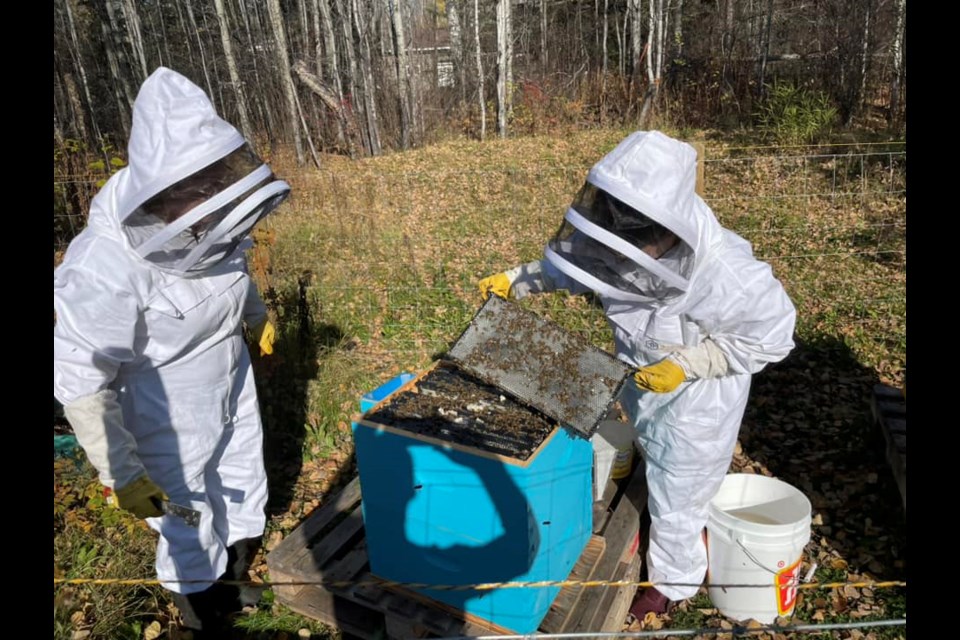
(479, 131, 796, 613)
(53, 67, 290, 632)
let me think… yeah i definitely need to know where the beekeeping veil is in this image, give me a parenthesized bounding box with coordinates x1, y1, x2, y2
(544, 131, 703, 301)
(115, 67, 290, 276)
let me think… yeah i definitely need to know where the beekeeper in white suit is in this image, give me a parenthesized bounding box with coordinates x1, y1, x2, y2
(54, 67, 289, 634)
(478, 131, 796, 620)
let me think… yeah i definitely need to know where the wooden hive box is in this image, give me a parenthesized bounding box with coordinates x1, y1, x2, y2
(351, 363, 594, 633)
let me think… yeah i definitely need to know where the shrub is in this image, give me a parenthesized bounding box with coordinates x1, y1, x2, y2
(755, 82, 838, 145)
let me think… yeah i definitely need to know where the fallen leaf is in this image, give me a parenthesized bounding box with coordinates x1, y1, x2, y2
(266, 530, 284, 550)
(144, 620, 163, 640)
(642, 612, 664, 629)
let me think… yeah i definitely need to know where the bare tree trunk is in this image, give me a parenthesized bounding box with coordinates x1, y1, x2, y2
(183, 0, 218, 112)
(238, 0, 278, 140)
(198, 8, 228, 110)
(540, 0, 548, 70)
(62, 72, 89, 143)
(316, 0, 344, 101)
(309, 0, 323, 76)
(602, 0, 609, 107)
(858, 0, 872, 115)
(386, 0, 413, 149)
(475, 0, 486, 140)
(294, 90, 322, 167)
(496, 0, 511, 137)
(629, 0, 643, 81)
(155, 2, 173, 68)
(313, 0, 347, 147)
(756, 0, 773, 97)
(99, 19, 133, 139)
(639, 0, 666, 124)
(673, 0, 683, 59)
(297, 0, 311, 58)
(889, 0, 905, 125)
(616, 12, 624, 78)
(448, 0, 463, 87)
(721, 0, 734, 93)
(61, 0, 104, 145)
(294, 60, 361, 156)
(267, 0, 306, 164)
(101, 1, 139, 111)
(213, 0, 254, 140)
(333, 0, 367, 153)
(121, 0, 149, 81)
(506, 0, 513, 121)
(173, 0, 196, 66)
(352, 0, 382, 155)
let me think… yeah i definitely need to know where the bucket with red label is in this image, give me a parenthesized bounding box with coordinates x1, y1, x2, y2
(706, 474, 812, 623)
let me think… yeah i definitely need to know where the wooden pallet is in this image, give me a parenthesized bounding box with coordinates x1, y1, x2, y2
(870, 384, 906, 513)
(266, 459, 648, 638)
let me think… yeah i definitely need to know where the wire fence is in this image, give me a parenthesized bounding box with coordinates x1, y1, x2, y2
(53, 144, 906, 377)
(53, 143, 907, 637)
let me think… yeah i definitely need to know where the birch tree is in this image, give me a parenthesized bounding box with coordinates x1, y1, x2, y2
(639, 0, 668, 125)
(182, 0, 218, 112)
(120, 0, 149, 81)
(447, 0, 464, 90)
(756, 0, 773, 97)
(267, 0, 306, 165)
(495, 0, 512, 138)
(60, 0, 104, 145)
(352, 0, 382, 155)
(332, 0, 367, 152)
(540, 0, 548, 70)
(629, 0, 643, 81)
(475, 0, 486, 140)
(386, 0, 413, 149)
(213, 0, 254, 140)
(858, 0, 873, 115)
(889, 0, 905, 124)
(310, 0, 346, 146)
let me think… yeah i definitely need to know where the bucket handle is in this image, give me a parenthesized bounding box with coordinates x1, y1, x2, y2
(732, 531, 798, 582)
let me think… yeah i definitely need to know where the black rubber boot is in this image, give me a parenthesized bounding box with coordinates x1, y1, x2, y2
(215, 536, 266, 613)
(170, 587, 223, 636)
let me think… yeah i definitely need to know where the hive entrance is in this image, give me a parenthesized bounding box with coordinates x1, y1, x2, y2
(363, 363, 556, 460)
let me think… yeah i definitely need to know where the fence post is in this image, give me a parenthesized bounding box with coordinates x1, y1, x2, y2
(691, 141, 706, 196)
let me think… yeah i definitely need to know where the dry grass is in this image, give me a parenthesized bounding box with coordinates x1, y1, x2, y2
(54, 127, 906, 638)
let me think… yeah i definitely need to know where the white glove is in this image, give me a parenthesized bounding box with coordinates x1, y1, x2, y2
(63, 389, 145, 489)
(663, 338, 730, 380)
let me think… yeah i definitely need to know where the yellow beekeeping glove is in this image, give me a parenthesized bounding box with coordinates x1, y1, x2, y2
(634, 358, 686, 393)
(478, 272, 513, 300)
(252, 319, 276, 356)
(113, 475, 168, 519)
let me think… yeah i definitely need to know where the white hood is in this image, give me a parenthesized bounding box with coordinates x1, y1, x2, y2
(545, 131, 725, 301)
(86, 67, 289, 277)
(118, 67, 246, 222)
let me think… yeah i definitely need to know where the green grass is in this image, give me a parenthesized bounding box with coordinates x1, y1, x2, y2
(54, 127, 906, 637)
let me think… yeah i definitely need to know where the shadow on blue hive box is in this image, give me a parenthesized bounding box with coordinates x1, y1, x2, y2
(351, 368, 594, 634)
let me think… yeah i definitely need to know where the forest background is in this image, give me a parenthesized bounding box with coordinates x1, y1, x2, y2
(53, 0, 907, 638)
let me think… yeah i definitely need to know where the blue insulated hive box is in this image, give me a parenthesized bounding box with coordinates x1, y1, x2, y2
(352, 365, 593, 633)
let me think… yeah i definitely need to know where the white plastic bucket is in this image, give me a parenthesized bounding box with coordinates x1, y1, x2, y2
(706, 474, 812, 623)
(591, 421, 636, 499)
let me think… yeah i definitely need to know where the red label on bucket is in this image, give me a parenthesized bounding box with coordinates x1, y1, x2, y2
(775, 558, 801, 616)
